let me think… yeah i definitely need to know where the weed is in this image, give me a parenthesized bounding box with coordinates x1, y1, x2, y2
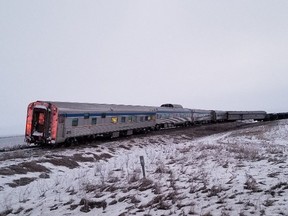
(152, 182, 162, 194)
(109, 200, 117, 205)
(0, 161, 50, 175)
(130, 195, 141, 204)
(270, 182, 288, 190)
(72, 153, 94, 162)
(138, 178, 153, 191)
(244, 175, 262, 192)
(43, 157, 79, 169)
(155, 162, 169, 174)
(0, 209, 13, 216)
(99, 153, 113, 160)
(7, 177, 37, 188)
(79, 198, 107, 212)
(263, 199, 275, 207)
(165, 191, 178, 204)
(201, 212, 213, 216)
(13, 207, 24, 214)
(66, 186, 77, 195)
(207, 185, 223, 197)
(128, 171, 140, 184)
(119, 145, 131, 150)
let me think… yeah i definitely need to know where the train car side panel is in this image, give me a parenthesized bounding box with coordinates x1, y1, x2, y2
(156, 105, 192, 128)
(227, 111, 267, 121)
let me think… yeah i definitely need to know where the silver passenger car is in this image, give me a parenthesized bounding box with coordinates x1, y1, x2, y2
(155, 104, 192, 128)
(227, 111, 267, 121)
(191, 109, 214, 124)
(212, 110, 228, 122)
(25, 101, 156, 144)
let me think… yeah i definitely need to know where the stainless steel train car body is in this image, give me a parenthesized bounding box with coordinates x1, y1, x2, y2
(25, 101, 269, 145)
(191, 109, 213, 124)
(25, 101, 59, 144)
(212, 110, 228, 122)
(227, 111, 267, 121)
(156, 104, 192, 128)
(25, 101, 156, 144)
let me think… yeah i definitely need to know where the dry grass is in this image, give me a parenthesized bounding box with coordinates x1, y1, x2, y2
(207, 185, 223, 197)
(98, 153, 113, 160)
(118, 144, 131, 150)
(42, 157, 79, 169)
(0, 151, 28, 161)
(79, 198, 107, 213)
(0, 209, 13, 216)
(128, 172, 140, 184)
(154, 162, 170, 174)
(6, 177, 37, 188)
(0, 161, 50, 175)
(72, 153, 95, 162)
(138, 178, 154, 191)
(227, 145, 264, 161)
(244, 175, 262, 192)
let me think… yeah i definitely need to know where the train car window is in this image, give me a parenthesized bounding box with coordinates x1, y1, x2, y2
(128, 116, 132, 122)
(91, 118, 97, 125)
(140, 116, 144, 122)
(121, 117, 126, 123)
(133, 116, 137, 122)
(111, 117, 118, 123)
(84, 113, 90, 119)
(38, 113, 45, 125)
(72, 118, 78, 126)
(145, 116, 149, 121)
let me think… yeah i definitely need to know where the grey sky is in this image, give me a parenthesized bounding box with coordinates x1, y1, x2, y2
(1, 1, 288, 136)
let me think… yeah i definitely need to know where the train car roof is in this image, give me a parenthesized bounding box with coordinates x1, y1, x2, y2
(190, 109, 213, 113)
(41, 101, 157, 113)
(160, 104, 183, 108)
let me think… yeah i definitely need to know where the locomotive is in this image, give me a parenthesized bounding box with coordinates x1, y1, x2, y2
(25, 101, 267, 145)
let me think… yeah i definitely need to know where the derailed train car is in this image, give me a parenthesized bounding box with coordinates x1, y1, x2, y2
(25, 101, 157, 145)
(191, 109, 214, 124)
(25, 101, 267, 145)
(227, 111, 267, 121)
(155, 104, 192, 129)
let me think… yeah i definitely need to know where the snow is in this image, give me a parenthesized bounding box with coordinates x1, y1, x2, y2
(0, 120, 288, 216)
(32, 131, 43, 136)
(0, 135, 25, 150)
(34, 105, 47, 110)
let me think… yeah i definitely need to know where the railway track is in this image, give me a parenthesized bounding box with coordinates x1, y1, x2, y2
(0, 120, 271, 157)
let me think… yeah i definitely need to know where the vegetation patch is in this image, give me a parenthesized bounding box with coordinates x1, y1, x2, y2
(118, 145, 131, 150)
(42, 157, 79, 169)
(0, 161, 50, 176)
(0, 209, 13, 216)
(7, 177, 37, 188)
(79, 198, 107, 213)
(72, 153, 95, 162)
(138, 178, 154, 191)
(98, 153, 113, 160)
(0, 150, 28, 161)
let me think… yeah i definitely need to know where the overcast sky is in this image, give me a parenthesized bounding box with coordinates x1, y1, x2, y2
(1, 1, 288, 136)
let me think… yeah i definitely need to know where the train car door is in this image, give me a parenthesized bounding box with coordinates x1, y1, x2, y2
(57, 115, 65, 139)
(31, 107, 49, 141)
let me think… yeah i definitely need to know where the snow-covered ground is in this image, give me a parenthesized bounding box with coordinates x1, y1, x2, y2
(0, 120, 287, 216)
(0, 135, 25, 150)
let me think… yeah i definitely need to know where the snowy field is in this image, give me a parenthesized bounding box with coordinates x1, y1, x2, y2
(0, 136, 25, 150)
(0, 120, 287, 216)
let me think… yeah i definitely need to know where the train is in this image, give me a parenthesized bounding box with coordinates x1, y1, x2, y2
(25, 101, 268, 145)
